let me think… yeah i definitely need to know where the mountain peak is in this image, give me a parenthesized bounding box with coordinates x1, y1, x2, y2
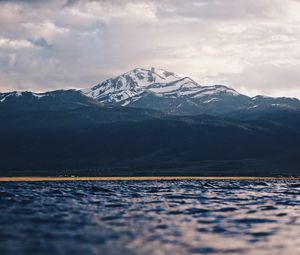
(82, 67, 241, 109)
(82, 67, 189, 105)
(81, 68, 258, 114)
(122, 67, 182, 86)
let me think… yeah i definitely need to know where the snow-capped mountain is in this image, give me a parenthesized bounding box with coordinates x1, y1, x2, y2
(82, 67, 251, 115)
(82, 67, 240, 102)
(83, 67, 300, 115)
(82, 67, 191, 105)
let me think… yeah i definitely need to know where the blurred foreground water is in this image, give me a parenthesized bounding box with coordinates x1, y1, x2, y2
(0, 180, 300, 255)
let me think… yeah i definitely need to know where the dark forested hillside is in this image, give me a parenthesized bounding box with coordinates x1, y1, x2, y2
(1, 90, 300, 176)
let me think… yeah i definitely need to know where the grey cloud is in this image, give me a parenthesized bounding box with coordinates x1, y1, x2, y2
(28, 37, 51, 48)
(0, 0, 300, 98)
(0, 0, 41, 2)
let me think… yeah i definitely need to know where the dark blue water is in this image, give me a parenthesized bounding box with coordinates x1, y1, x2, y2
(0, 180, 300, 255)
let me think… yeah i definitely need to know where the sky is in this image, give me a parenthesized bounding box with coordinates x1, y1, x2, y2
(1, 0, 300, 98)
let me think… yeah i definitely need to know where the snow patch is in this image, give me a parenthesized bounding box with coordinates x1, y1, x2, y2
(32, 93, 46, 99)
(203, 98, 218, 104)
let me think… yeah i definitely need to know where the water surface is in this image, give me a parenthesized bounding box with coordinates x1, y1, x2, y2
(0, 180, 300, 255)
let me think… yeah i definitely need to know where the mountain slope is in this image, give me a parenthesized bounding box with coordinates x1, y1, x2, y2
(0, 90, 168, 128)
(82, 67, 300, 116)
(1, 90, 300, 176)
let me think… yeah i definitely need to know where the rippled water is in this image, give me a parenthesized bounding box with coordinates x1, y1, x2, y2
(1, 180, 300, 255)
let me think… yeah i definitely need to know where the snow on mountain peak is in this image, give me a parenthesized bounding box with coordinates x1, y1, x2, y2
(82, 67, 241, 106)
(123, 67, 181, 86)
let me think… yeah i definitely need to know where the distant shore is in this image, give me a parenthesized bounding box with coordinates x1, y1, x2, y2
(0, 176, 299, 182)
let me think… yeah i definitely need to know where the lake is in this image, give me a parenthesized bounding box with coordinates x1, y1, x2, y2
(0, 180, 300, 255)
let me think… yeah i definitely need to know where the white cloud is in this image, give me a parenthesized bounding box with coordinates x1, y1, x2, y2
(0, 38, 33, 49)
(21, 21, 69, 42)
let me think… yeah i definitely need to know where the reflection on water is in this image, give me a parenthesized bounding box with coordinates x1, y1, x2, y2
(0, 180, 300, 255)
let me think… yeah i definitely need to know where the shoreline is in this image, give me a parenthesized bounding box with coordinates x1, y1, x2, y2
(0, 176, 299, 182)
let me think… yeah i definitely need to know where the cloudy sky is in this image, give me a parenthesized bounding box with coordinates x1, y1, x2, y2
(1, 0, 300, 97)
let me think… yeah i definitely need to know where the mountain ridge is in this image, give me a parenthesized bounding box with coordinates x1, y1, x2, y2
(1, 86, 300, 176)
(2, 67, 300, 117)
(81, 67, 300, 116)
